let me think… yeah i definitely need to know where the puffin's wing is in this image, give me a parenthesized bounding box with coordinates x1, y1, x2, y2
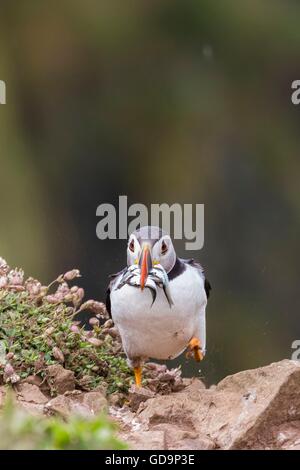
(181, 258, 211, 299)
(106, 267, 127, 318)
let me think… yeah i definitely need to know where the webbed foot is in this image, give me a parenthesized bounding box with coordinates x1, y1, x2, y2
(186, 337, 203, 362)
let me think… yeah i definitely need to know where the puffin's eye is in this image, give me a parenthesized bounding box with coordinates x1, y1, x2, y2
(129, 239, 135, 252)
(161, 240, 168, 255)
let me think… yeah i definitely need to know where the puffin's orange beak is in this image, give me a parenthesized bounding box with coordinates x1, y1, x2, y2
(139, 244, 152, 290)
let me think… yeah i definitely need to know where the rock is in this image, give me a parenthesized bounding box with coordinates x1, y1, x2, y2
(125, 430, 166, 450)
(119, 360, 300, 450)
(21, 375, 43, 388)
(16, 383, 48, 404)
(145, 364, 185, 394)
(109, 405, 141, 433)
(272, 421, 300, 450)
(1, 358, 299, 450)
(19, 401, 46, 416)
(128, 386, 155, 412)
(151, 424, 215, 450)
(45, 395, 81, 419)
(21, 374, 50, 396)
(136, 392, 200, 437)
(46, 391, 107, 419)
(46, 365, 75, 395)
(80, 391, 108, 414)
(179, 377, 206, 397)
(108, 392, 124, 407)
(213, 359, 300, 449)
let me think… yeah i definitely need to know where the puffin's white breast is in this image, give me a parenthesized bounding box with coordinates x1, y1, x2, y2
(110, 264, 207, 361)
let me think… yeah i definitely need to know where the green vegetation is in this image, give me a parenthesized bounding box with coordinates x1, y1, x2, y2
(0, 395, 127, 450)
(0, 259, 130, 449)
(0, 258, 132, 395)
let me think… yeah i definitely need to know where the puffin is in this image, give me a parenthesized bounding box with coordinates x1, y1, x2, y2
(106, 226, 211, 387)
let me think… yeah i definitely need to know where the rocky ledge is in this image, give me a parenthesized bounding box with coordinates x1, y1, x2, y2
(112, 360, 300, 450)
(1, 359, 300, 450)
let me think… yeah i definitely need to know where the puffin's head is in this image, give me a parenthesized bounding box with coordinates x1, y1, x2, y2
(127, 226, 176, 290)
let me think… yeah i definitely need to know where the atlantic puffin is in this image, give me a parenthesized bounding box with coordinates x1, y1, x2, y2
(106, 226, 211, 387)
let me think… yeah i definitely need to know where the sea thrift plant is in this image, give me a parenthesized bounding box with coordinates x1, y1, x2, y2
(0, 257, 131, 394)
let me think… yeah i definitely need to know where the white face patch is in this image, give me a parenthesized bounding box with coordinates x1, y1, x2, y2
(127, 230, 176, 274)
(127, 234, 141, 266)
(152, 235, 176, 274)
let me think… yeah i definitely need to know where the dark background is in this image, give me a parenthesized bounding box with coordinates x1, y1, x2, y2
(0, 0, 299, 384)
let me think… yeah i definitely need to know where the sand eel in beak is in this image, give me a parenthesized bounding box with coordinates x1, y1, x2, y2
(106, 226, 211, 387)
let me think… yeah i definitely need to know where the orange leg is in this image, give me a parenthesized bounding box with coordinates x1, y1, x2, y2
(187, 337, 203, 362)
(134, 366, 142, 387)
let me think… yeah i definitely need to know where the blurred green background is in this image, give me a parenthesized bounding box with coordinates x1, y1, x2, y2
(0, 0, 299, 385)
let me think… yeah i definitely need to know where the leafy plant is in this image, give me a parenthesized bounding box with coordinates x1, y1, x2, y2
(0, 257, 132, 395)
(0, 395, 127, 450)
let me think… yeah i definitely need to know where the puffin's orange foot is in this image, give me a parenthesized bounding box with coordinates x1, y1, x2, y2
(187, 337, 203, 362)
(133, 366, 142, 387)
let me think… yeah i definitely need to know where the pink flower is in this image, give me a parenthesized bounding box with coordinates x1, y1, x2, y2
(0, 257, 9, 275)
(63, 269, 81, 281)
(8, 268, 24, 286)
(0, 276, 7, 289)
(25, 277, 42, 296)
(70, 325, 80, 334)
